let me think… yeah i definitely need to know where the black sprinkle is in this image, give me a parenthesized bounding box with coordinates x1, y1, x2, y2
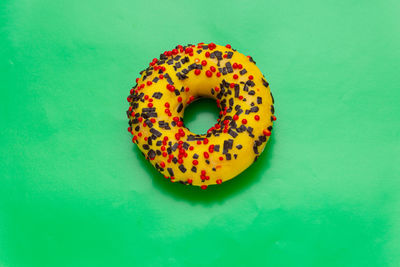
(172, 143, 178, 151)
(150, 128, 162, 137)
(257, 97, 262, 104)
(191, 166, 197, 173)
(226, 62, 233, 73)
(177, 103, 183, 113)
(228, 129, 238, 138)
(239, 69, 247, 75)
(167, 168, 174, 177)
(178, 165, 187, 173)
(148, 150, 156, 158)
(236, 144, 243, 150)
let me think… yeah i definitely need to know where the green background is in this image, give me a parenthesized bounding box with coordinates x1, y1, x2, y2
(1, 0, 400, 266)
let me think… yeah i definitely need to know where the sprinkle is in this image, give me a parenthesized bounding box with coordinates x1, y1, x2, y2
(206, 70, 212, 77)
(249, 75, 254, 80)
(201, 60, 207, 66)
(263, 130, 271, 136)
(216, 179, 222, 184)
(194, 69, 201, 75)
(254, 115, 260, 121)
(226, 44, 231, 48)
(201, 185, 208, 190)
(192, 160, 199, 165)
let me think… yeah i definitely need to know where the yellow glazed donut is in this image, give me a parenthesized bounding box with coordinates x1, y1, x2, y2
(127, 43, 276, 189)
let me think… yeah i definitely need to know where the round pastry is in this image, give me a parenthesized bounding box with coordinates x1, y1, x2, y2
(127, 42, 276, 189)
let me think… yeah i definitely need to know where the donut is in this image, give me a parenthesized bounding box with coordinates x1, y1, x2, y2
(127, 42, 276, 189)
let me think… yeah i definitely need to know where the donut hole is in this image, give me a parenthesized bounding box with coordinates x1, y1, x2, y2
(183, 97, 220, 135)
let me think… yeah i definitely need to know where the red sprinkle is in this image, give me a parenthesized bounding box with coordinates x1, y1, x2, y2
(272, 115, 277, 121)
(204, 152, 209, 159)
(263, 130, 271, 136)
(203, 138, 209, 144)
(201, 185, 208, 190)
(205, 52, 210, 57)
(160, 162, 165, 168)
(177, 96, 182, 102)
(206, 70, 212, 77)
(146, 81, 152, 86)
(165, 102, 170, 108)
(201, 60, 207, 66)
(187, 179, 193, 184)
(233, 63, 238, 69)
(230, 83, 235, 88)
(148, 103, 153, 108)
(194, 69, 201, 75)
(255, 115, 260, 121)
(233, 114, 239, 120)
(216, 72, 221, 77)
(210, 66, 216, 72)
(216, 179, 222, 184)
(249, 75, 254, 80)
(233, 74, 239, 79)
(226, 44, 231, 48)
(242, 119, 247, 124)
(219, 156, 224, 161)
(192, 160, 199, 165)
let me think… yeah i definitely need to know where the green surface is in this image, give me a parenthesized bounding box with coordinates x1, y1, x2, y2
(1, 0, 400, 266)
